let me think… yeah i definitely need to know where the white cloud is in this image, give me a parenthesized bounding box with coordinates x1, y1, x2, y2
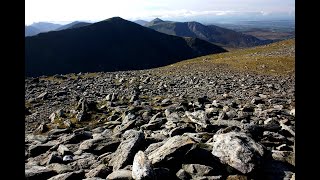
(25, 0, 295, 25)
(260, 11, 270, 16)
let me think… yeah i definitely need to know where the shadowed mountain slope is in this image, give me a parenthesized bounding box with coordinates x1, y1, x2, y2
(26, 17, 227, 77)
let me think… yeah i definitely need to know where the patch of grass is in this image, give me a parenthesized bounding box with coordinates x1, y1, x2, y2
(39, 76, 65, 83)
(25, 101, 32, 109)
(157, 39, 295, 76)
(81, 72, 100, 78)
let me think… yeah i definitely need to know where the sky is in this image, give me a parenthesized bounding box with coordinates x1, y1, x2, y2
(25, 0, 295, 25)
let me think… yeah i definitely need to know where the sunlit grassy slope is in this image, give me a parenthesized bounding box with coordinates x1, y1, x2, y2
(157, 38, 295, 76)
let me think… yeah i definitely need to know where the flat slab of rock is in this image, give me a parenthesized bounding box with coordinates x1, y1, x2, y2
(85, 164, 111, 178)
(182, 164, 215, 177)
(79, 137, 120, 155)
(46, 163, 73, 174)
(25, 165, 57, 180)
(148, 135, 196, 166)
(28, 143, 55, 157)
(106, 169, 133, 180)
(109, 130, 145, 171)
(47, 170, 85, 180)
(211, 132, 264, 174)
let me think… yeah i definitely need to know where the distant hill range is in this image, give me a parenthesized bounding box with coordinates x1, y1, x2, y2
(26, 17, 227, 77)
(55, 21, 92, 31)
(144, 18, 273, 48)
(25, 26, 41, 37)
(25, 21, 91, 37)
(133, 20, 148, 26)
(25, 22, 63, 37)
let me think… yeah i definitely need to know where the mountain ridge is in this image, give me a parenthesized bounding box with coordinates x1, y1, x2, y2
(55, 21, 92, 31)
(146, 19, 273, 48)
(26, 17, 227, 77)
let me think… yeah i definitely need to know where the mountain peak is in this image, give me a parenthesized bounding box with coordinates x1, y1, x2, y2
(145, 18, 164, 26)
(152, 18, 164, 23)
(106, 16, 126, 21)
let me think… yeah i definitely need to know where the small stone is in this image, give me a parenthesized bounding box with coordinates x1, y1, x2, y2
(49, 112, 56, 123)
(76, 110, 87, 122)
(185, 110, 208, 128)
(212, 100, 220, 107)
(258, 94, 267, 99)
(251, 98, 264, 105)
(57, 144, 72, 156)
(276, 144, 292, 151)
(62, 155, 73, 162)
(34, 123, 49, 134)
(37, 92, 48, 99)
(176, 169, 190, 180)
(290, 109, 295, 116)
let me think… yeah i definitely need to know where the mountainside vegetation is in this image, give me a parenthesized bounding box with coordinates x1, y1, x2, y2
(158, 38, 295, 76)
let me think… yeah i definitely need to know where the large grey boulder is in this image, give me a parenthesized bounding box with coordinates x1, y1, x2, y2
(211, 132, 264, 174)
(109, 130, 145, 171)
(132, 151, 154, 180)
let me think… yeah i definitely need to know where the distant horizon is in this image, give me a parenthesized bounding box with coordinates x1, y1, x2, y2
(25, 16, 295, 26)
(25, 0, 294, 26)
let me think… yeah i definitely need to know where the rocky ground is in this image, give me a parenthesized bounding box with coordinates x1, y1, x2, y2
(25, 63, 295, 179)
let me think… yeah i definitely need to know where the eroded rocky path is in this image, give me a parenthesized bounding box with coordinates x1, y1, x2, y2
(25, 67, 295, 180)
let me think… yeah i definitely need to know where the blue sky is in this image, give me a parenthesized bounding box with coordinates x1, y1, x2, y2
(25, 0, 295, 25)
